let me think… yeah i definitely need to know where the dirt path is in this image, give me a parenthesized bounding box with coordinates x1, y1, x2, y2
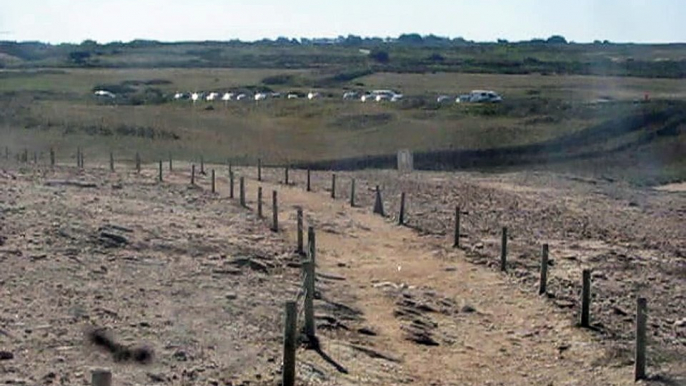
(164, 165, 634, 385)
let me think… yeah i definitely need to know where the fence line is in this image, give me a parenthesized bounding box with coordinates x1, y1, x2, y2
(6, 150, 653, 383)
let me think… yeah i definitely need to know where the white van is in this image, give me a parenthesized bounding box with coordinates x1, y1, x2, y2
(457, 90, 503, 103)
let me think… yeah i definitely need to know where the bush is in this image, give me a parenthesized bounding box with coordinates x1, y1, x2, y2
(369, 50, 390, 64)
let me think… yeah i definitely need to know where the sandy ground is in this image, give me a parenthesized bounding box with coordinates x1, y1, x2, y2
(1, 160, 684, 385)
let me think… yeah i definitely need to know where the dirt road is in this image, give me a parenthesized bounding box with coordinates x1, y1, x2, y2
(178, 166, 635, 386)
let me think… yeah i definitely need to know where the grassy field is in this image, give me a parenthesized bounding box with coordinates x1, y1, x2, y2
(1, 67, 685, 184)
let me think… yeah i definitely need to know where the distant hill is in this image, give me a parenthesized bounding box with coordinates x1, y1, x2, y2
(2, 35, 686, 78)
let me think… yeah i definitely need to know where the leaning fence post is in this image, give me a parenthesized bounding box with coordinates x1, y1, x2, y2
(239, 177, 246, 207)
(296, 207, 304, 255)
(282, 301, 297, 386)
(50, 148, 55, 167)
(350, 178, 356, 207)
(271, 190, 278, 232)
(306, 169, 311, 192)
(285, 166, 289, 185)
(91, 369, 112, 386)
(398, 192, 406, 225)
(373, 185, 385, 216)
(109, 152, 114, 172)
(453, 206, 461, 248)
(135, 152, 141, 173)
(258, 158, 262, 181)
(257, 186, 263, 218)
(200, 155, 205, 175)
(580, 269, 591, 328)
(539, 244, 549, 295)
(211, 169, 216, 193)
(158, 160, 163, 182)
(331, 174, 336, 199)
(635, 297, 647, 381)
(500, 227, 508, 272)
(229, 171, 235, 199)
(169, 154, 173, 171)
(191, 164, 196, 185)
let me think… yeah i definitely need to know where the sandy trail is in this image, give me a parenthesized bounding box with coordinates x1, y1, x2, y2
(163, 165, 633, 386)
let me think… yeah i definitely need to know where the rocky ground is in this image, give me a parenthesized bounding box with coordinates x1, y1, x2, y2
(0, 163, 317, 385)
(2, 159, 685, 385)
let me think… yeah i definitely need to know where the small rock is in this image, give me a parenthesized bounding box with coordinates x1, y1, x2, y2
(460, 304, 476, 313)
(147, 373, 167, 383)
(675, 318, 686, 328)
(173, 350, 188, 361)
(474, 243, 484, 249)
(357, 327, 377, 336)
(225, 292, 238, 300)
(554, 300, 575, 309)
(0, 350, 14, 360)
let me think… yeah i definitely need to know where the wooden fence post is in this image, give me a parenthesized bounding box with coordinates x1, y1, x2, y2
(580, 269, 591, 327)
(211, 169, 216, 193)
(350, 178, 356, 207)
(200, 155, 205, 175)
(109, 152, 114, 172)
(75, 148, 79, 167)
(373, 185, 385, 216)
(257, 187, 263, 218)
(539, 244, 549, 295)
(271, 190, 278, 232)
(304, 227, 316, 340)
(285, 166, 289, 185)
(296, 207, 304, 255)
(306, 169, 311, 192)
(191, 164, 196, 185)
(169, 154, 172, 171)
(308, 226, 316, 266)
(635, 297, 647, 381)
(453, 206, 461, 248)
(239, 177, 246, 207)
(91, 369, 112, 386)
(50, 148, 55, 167)
(158, 160, 163, 182)
(500, 227, 508, 272)
(331, 174, 336, 199)
(282, 301, 297, 386)
(303, 259, 316, 341)
(135, 152, 141, 173)
(229, 172, 235, 199)
(258, 158, 262, 181)
(79, 149, 84, 168)
(398, 192, 406, 225)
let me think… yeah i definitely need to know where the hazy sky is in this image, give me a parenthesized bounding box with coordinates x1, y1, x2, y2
(1, 0, 683, 44)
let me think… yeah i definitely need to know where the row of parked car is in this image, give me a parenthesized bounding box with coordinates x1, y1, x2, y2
(164, 89, 503, 104)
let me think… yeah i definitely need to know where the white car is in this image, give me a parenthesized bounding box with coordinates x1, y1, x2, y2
(307, 92, 321, 100)
(457, 90, 503, 103)
(437, 95, 452, 103)
(254, 93, 268, 101)
(287, 93, 299, 99)
(343, 91, 358, 100)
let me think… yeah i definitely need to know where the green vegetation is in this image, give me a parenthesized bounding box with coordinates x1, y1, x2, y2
(1, 36, 685, 185)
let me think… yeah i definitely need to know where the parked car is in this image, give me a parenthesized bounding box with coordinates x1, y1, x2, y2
(456, 90, 503, 103)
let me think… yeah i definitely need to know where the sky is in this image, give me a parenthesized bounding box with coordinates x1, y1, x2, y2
(0, 0, 684, 44)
